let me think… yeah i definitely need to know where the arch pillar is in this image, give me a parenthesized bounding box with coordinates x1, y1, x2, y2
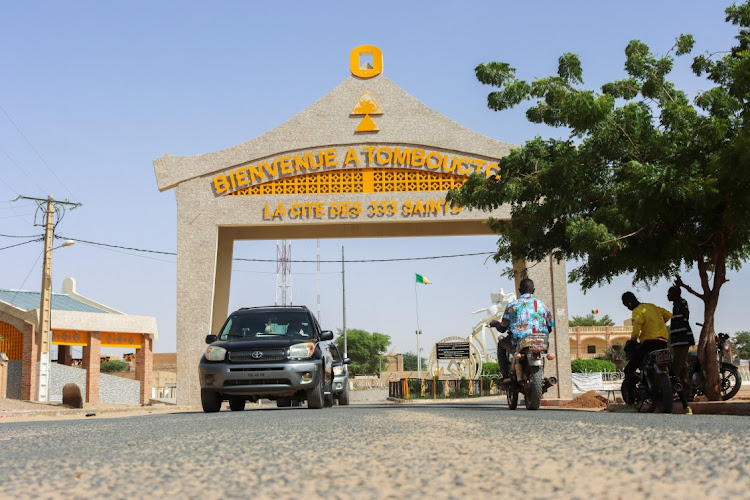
(513, 256, 573, 399)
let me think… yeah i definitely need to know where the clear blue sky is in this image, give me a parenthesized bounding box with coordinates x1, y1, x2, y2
(1, 1, 745, 357)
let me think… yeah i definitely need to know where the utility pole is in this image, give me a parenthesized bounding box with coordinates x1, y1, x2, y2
(15, 195, 81, 402)
(341, 246, 347, 358)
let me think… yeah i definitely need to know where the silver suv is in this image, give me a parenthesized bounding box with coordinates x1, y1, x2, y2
(199, 306, 334, 412)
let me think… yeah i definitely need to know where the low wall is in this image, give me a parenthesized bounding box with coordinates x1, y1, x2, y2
(2, 362, 140, 404)
(6, 361, 22, 399)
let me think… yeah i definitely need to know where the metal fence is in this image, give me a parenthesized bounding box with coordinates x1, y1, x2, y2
(389, 377, 503, 400)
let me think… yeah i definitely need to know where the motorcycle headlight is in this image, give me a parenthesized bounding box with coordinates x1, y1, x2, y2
(289, 342, 315, 359)
(205, 346, 227, 361)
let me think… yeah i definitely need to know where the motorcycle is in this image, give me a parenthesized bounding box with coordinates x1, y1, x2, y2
(688, 331, 742, 401)
(505, 332, 557, 410)
(622, 342, 677, 413)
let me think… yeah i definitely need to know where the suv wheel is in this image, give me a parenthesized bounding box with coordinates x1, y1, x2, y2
(201, 389, 222, 413)
(229, 398, 246, 411)
(307, 371, 325, 409)
(339, 381, 350, 406)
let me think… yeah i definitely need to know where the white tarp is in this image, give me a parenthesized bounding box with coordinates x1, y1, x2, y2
(571, 372, 604, 392)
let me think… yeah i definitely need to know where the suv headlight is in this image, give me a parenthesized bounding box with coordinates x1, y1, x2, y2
(333, 365, 344, 376)
(205, 346, 227, 361)
(289, 342, 315, 359)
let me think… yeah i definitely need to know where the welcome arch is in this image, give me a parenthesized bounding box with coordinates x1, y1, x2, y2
(154, 46, 573, 405)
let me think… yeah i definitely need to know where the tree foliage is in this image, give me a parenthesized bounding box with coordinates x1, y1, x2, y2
(100, 360, 129, 373)
(569, 314, 615, 327)
(448, 2, 750, 399)
(334, 328, 391, 375)
(402, 351, 427, 371)
(731, 331, 750, 359)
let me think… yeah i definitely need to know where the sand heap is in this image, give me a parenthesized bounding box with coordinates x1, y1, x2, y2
(560, 390, 608, 409)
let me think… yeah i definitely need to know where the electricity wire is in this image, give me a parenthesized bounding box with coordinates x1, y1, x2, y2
(54, 234, 496, 263)
(0, 238, 42, 251)
(0, 102, 76, 199)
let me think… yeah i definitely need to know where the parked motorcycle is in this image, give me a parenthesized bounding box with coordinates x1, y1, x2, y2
(622, 343, 676, 413)
(505, 333, 557, 410)
(688, 331, 742, 401)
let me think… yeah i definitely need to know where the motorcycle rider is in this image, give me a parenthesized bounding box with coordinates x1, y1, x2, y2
(621, 292, 674, 410)
(490, 278, 555, 384)
(668, 282, 695, 405)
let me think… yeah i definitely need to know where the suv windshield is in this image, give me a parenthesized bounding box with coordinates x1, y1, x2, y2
(218, 310, 316, 341)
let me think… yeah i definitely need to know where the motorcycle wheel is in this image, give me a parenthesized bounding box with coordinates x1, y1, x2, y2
(658, 373, 674, 414)
(506, 383, 518, 410)
(525, 366, 543, 410)
(719, 363, 742, 401)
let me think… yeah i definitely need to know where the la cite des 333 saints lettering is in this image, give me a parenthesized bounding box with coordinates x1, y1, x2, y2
(211, 145, 500, 221)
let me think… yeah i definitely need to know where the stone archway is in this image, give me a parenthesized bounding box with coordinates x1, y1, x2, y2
(154, 46, 573, 405)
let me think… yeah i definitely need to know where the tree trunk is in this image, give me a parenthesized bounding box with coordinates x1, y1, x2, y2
(696, 258, 725, 401)
(697, 307, 720, 401)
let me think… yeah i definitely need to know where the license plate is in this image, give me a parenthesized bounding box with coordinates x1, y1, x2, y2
(654, 350, 671, 364)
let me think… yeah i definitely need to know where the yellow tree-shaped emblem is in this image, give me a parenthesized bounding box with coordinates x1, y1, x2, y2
(351, 90, 384, 132)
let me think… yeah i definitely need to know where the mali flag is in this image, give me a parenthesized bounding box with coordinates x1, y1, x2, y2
(415, 273, 431, 284)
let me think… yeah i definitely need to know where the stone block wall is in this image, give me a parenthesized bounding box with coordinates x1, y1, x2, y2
(6, 361, 22, 399)
(46, 364, 140, 404)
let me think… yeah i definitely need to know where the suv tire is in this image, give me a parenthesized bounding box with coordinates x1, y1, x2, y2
(276, 398, 291, 408)
(229, 397, 246, 412)
(307, 371, 325, 409)
(338, 381, 350, 406)
(201, 389, 222, 413)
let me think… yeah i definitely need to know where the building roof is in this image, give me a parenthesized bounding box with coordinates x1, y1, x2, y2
(0, 289, 110, 314)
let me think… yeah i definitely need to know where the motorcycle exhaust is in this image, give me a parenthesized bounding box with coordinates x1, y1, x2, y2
(542, 377, 558, 391)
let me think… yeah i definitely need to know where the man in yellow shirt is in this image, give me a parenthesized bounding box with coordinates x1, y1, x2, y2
(621, 292, 672, 407)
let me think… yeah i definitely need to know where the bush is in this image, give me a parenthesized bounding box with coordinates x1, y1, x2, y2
(571, 358, 617, 373)
(481, 362, 500, 376)
(100, 360, 129, 373)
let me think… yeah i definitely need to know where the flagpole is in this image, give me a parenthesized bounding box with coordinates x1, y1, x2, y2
(414, 273, 422, 379)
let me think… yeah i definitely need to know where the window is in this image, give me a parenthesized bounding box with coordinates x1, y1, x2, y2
(587, 345, 596, 354)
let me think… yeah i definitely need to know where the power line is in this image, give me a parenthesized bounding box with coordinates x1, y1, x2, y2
(0, 103, 76, 199)
(0, 232, 42, 238)
(0, 238, 42, 251)
(54, 234, 496, 263)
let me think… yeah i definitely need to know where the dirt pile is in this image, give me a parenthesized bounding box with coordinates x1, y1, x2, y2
(561, 390, 608, 409)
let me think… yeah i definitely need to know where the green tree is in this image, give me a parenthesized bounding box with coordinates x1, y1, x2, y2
(100, 360, 129, 373)
(334, 328, 391, 375)
(731, 331, 750, 359)
(569, 314, 615, 327)
(448, 2, 750, 399)
(402, 351, 427, 371)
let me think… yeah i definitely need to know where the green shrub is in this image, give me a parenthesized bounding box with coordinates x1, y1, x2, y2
(100, 360, 129, 373)
(570, 358, 617, 373)
(481, 362, 500, 376)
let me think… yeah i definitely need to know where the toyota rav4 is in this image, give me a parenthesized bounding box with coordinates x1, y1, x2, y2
(199, 306, 334, 412)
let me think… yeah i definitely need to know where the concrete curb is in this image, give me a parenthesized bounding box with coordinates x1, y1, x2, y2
(606, 401, 750, 416)
(0, 404, 197, 421)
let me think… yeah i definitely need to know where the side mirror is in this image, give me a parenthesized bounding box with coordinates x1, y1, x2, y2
(205, 334, 218, 344)
(343, 358, 351, 364)
(319, 330, 334, 341)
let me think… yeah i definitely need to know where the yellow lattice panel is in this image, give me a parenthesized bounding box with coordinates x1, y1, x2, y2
(0, 321, 23, 361)
(227, 169, 465, 196)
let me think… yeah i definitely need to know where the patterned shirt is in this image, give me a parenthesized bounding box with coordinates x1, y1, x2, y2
(670, 298, 695, 347)
(501, 293, 555, 344)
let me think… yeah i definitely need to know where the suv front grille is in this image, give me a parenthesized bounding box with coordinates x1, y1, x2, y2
(228, 348, 287, 362)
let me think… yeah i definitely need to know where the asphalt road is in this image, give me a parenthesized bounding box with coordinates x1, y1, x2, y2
(1, 402, 748, 499)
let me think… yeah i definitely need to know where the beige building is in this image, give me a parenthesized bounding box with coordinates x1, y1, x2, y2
(153, 45, 573, 405)
(569, 324, 632, 359)
(0, 277, 157, 404)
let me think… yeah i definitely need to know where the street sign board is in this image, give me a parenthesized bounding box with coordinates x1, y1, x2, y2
(436, 342, 470, 360)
